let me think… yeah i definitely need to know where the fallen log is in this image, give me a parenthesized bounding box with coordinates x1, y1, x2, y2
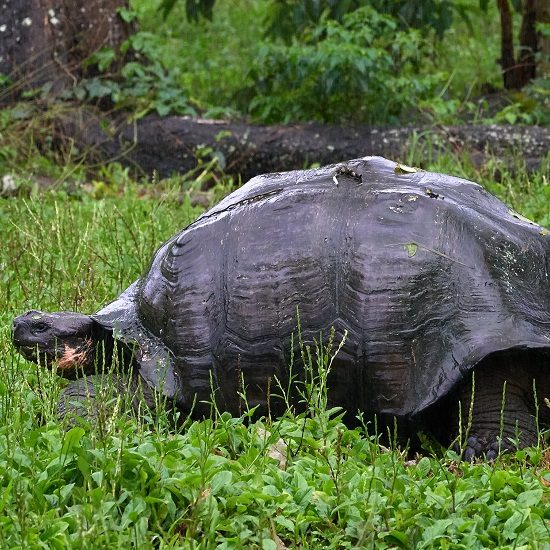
(62, 113, 549, 181)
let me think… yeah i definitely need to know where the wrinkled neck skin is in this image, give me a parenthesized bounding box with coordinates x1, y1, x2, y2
(12, 310, 117, 379)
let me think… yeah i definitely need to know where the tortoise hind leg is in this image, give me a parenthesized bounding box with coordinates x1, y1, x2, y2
(58, 372, 157, 425)
(453, 357, 548, 461)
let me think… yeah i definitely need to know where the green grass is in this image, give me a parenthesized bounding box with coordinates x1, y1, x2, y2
(1, 157, 550, 548)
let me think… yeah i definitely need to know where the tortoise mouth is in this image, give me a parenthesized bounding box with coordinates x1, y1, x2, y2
(14, 341, 95, 379)
(14, 343, 62, 366)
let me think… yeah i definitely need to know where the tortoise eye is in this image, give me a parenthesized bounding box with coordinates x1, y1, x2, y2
(32, 323, 49, 334)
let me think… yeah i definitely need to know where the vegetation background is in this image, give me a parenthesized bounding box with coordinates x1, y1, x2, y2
(1, 0, 550, 547)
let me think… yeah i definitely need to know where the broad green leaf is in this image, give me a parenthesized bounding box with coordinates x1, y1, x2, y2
(516, 489, 542, 507)
(422, 519, 453, 541)
(490, 470, 508, 492)
(91, 471, 104, 487)
(274, 516, 294, 531)
(77, 454, 91, 479)
(59, 483, 75, 503)
(121, 496, 147, 526)
(384, 530, 409, 547)
(416, 456, 431, 477)
(503, 510, 525, 540)
(210, 470, 232, 494)
(60, 427, 85, 456)
(117, 7, 137, 22)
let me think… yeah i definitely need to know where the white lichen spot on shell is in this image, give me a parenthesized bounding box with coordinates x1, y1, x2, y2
(22, 17, 32, 26)
(0, 25, 6, 32)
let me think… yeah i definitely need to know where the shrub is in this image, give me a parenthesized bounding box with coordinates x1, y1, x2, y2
(241, 6, 446, 124)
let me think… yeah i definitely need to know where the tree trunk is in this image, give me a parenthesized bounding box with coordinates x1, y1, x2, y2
(0, 0, 134, 99)
(536, 0, 550, 77)
(496, 0, 538, 89)
(518, 0, 537, 82)
(497, 0, 517, 88)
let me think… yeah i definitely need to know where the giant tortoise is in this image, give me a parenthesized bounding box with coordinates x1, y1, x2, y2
(13, 156, 550, 459)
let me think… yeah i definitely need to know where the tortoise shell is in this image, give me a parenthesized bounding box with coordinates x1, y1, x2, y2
(93, 156, 550, 420)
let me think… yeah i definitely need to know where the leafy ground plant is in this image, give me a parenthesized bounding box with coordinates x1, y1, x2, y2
(1, 157, 550, 547)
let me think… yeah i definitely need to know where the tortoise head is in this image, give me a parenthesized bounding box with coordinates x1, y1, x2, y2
(12, 310, 97, 370)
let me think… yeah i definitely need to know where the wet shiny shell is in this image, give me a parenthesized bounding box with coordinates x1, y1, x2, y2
(93, 156, 550, 419)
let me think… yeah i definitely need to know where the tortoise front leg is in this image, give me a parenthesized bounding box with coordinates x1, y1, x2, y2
(58, 372, 157, 425)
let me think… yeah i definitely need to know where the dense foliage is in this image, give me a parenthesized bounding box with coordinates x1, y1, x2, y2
(0, 0, 548, 124)
(28, 0, 541, 125)
(239, 6, 443, 123)
(132, 0, 548, 124)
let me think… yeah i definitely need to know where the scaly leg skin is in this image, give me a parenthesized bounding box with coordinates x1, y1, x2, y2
(453, 358, 544, 461)
(58, 372, 157, 425)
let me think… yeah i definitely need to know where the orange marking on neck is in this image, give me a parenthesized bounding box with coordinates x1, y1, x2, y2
(57, 339, 92, 371)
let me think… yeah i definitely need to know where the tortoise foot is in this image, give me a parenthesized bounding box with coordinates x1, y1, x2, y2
(462, 436, 505, 461)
